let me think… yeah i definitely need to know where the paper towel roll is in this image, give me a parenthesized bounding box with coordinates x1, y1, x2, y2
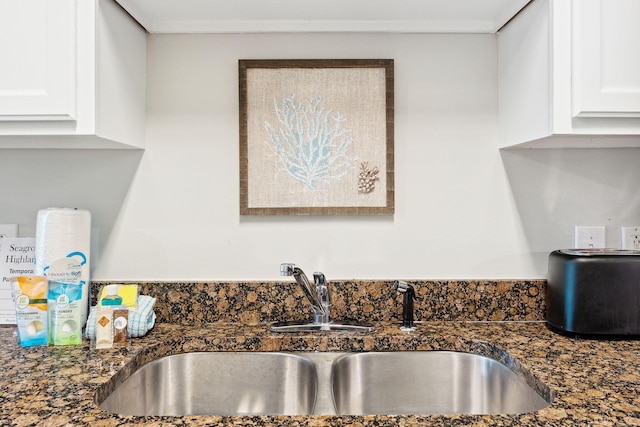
(35, 208, 91, 326)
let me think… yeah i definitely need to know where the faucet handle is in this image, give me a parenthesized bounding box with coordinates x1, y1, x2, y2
(313, 272, 326, 287)
(313, 272, 330, 323)
(313, 272, 329, 303)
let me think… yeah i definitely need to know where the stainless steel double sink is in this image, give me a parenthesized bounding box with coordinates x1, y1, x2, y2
(99, 351, 552, 417)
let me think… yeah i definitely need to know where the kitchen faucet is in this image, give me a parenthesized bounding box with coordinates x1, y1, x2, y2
(279, 263, 330, 324)
(272, 263, 372, 332)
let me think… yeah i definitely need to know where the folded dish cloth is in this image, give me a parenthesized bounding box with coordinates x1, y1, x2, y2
(85, 295, 157, 338)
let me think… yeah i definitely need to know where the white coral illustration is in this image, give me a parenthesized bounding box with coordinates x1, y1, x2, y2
(264, 94, 357, 191)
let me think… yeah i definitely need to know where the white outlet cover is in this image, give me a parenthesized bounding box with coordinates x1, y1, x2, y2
(621, 226, 640, 250)
(574, 225, 606, 249)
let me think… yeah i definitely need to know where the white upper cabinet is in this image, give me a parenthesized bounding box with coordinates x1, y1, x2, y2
(0, 0, 146, 149)
(498, 0, 640, 148)
(114, 0, 529, 34)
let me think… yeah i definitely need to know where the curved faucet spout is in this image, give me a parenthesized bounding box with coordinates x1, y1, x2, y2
(280, 263, 330, 323)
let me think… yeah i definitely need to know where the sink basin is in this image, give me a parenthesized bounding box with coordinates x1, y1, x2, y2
(331, 351, 551, 415)
(99, 352, 317, 416)
(99, 350, 551, 417)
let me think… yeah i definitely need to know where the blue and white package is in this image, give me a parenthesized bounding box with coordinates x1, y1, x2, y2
(48, 281, 82, 345)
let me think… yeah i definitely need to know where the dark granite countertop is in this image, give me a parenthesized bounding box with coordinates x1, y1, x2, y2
(2, 320, 640, 426)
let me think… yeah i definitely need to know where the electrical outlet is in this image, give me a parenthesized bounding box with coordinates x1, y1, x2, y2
(574, 225, 606, 249)
(621, 226, 640, 250)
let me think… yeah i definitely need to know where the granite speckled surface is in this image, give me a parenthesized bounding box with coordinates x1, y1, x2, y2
(1, 280, 638, 426)
(92, 280, 547, 324)
(2, 322, 640, 426)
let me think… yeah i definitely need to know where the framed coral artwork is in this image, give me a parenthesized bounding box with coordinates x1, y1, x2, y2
(239, 59, 394, 215)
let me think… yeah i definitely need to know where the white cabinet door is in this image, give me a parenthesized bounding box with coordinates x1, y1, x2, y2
(498, 0, 640, 148)
(0, 0, 76, 121)
(573, 0, 640, 118)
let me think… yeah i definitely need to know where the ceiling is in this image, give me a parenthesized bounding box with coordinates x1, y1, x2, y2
(115, 0, 532, 34)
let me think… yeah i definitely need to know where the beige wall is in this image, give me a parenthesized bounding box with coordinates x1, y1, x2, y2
(3, 33, 639, 280)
